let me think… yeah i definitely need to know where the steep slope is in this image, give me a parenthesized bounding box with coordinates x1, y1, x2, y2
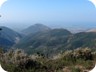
(0, 26, 22, 49)
(21, 24, 51, 35)
(15, 29, 72, 55)
(66, 32, 96, 49)
(15, 28, 96, 56)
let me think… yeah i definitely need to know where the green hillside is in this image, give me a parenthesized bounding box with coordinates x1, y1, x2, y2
(14, 28, 96, 56)
(0, 26, 22, 50)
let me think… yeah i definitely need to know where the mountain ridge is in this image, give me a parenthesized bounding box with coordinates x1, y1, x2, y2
(21, 23, 51, 35)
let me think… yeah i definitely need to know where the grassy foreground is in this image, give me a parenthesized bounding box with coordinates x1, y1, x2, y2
(0, 48, 96, 72)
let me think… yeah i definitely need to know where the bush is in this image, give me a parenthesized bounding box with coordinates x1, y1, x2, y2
(0, 48, 96, 72)
(71, 67, 81, 72)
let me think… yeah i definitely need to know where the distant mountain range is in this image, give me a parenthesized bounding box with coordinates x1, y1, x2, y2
(0, 26, 22, 50)
(1, 24, 96, 56)
(14, 24, 96, 55)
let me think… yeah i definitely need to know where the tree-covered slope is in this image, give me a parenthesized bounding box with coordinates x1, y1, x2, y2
(0, 26, 22, 49)
(15, 28, 96, 56)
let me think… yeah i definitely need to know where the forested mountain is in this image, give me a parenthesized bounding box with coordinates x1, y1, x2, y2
(1, 25, 96, 56)
(0, 26, 22, 49)
(15, 27, 96, 56)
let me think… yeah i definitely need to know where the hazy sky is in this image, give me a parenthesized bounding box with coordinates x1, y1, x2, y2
(0, 0, 96, 29)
